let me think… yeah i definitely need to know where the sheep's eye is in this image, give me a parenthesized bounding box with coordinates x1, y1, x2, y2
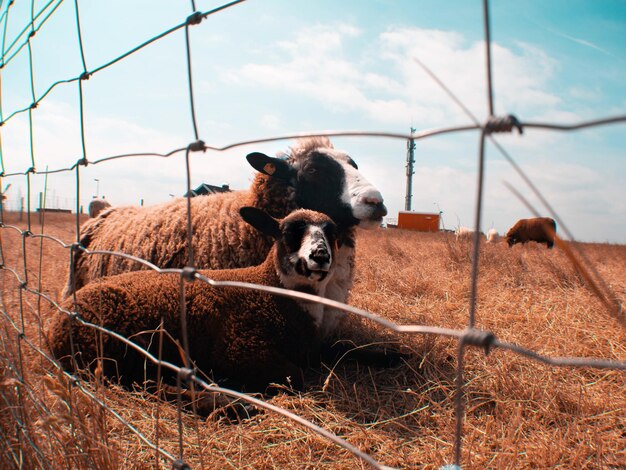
(322, 222, 337, 243)
(284, 221, 307, 245)
(305, 165, 317, 175)
(346, 157, 358, 169)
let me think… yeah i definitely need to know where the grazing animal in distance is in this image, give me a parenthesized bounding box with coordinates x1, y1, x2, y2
(486, 228, 500, 243)
(63, 137, 386, 340)
(87, 198, 111, 218)
(455, 226, 485, 241)
(505, 217, 557, 248)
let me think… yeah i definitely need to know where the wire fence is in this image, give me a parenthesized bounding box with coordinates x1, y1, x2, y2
(0, 0, 624, 468)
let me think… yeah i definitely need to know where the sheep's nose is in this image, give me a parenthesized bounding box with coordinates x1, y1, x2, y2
(358, 196, 388, 219)
(358, 193, 384, 206)
(358, 192, 387, 217)
(309, 247, 330, 266)
(373, 202, 387, 218)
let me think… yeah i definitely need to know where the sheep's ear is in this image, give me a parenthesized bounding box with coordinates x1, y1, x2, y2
(239, 207, 281, 239)
(246, 152, 293, 180)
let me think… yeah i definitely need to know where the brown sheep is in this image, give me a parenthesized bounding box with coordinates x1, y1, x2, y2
(505, 217, 557, 248)
(87, 198, 112, 218)
(50, 208, 404, 415)
(49, 208, 340, 413)
(63, 137, 387, 340)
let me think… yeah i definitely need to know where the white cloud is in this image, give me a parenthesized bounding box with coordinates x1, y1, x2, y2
(3, 11, 621, 243)
(0, 98, 227, 210)
(225, 24, 565, 130)
(260, 113, 282, 130)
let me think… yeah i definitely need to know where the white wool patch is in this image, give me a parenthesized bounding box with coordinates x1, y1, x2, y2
(319, 244, 354, 338)
(486, 228, 500, 243)
(278, 269, 331, 329)
(278, 224, 334, 329)
(326, 150, 384, 227)
(298, 225, 332, 273)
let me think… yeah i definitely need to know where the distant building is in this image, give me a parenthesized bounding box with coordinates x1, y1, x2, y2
(184, 183, 231, 197)
(397, 211, 440, 232)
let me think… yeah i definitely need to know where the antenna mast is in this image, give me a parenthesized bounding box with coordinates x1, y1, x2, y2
(405, 127, 416, 211)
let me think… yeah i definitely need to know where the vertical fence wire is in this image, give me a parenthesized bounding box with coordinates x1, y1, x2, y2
(482, 0, 494, 117)
(73, 0, 88, 75)
(0, 0, 10, 63)
(36, 167, 48, 366)
(184, 18, 200, 142)
(15, 284, 27, 463)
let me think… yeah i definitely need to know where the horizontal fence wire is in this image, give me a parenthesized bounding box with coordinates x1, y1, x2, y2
(2, 117, 626, 177)
(0, 0, 625, 468)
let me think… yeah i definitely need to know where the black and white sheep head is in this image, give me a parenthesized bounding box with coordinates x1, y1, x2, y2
(246, 138, 387, 230)
(239, 207, 338, 290)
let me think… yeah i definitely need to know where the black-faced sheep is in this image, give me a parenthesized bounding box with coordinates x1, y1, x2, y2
(505, 217, 557, 248)
(64, 137, 387, 339)
(49, 208, 341, 412)
(87, 198, 112, 218)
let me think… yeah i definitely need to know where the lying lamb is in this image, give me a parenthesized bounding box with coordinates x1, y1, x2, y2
(64, 137, 387, 339)
(49, 207, 401, 415)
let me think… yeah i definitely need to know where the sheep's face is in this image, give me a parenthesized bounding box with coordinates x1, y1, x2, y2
(247, 141, 387, 229)
(294, 148, 387, 230)
(278, 210, 338, 283)
(239, 207, 338, 288)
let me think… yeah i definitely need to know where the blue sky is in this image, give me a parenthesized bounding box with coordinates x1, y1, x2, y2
(1, 0, 625, 242)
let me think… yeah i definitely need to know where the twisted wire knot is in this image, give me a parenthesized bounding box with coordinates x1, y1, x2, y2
(186, 11, 204, 26)
(178, 367, 194, 383)
(461, 328, 496, 355)
(172, 459, 191, 470)
(485, 114, 523, 135)
(181, 267, 197, 282)
(188, 140, 206, 152)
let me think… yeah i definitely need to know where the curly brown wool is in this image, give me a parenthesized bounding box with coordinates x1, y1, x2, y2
(49, 209, 339, 415)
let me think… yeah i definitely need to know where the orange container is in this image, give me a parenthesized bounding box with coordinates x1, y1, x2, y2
(397, 211, 440, 232)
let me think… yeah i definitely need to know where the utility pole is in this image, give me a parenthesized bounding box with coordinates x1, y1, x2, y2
(405, 127, 416, 211)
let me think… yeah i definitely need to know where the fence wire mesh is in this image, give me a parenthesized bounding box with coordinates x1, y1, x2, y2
(0, 0, 624, 468)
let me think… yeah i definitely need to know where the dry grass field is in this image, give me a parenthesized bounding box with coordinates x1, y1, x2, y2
(1, 211, 625, 469)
